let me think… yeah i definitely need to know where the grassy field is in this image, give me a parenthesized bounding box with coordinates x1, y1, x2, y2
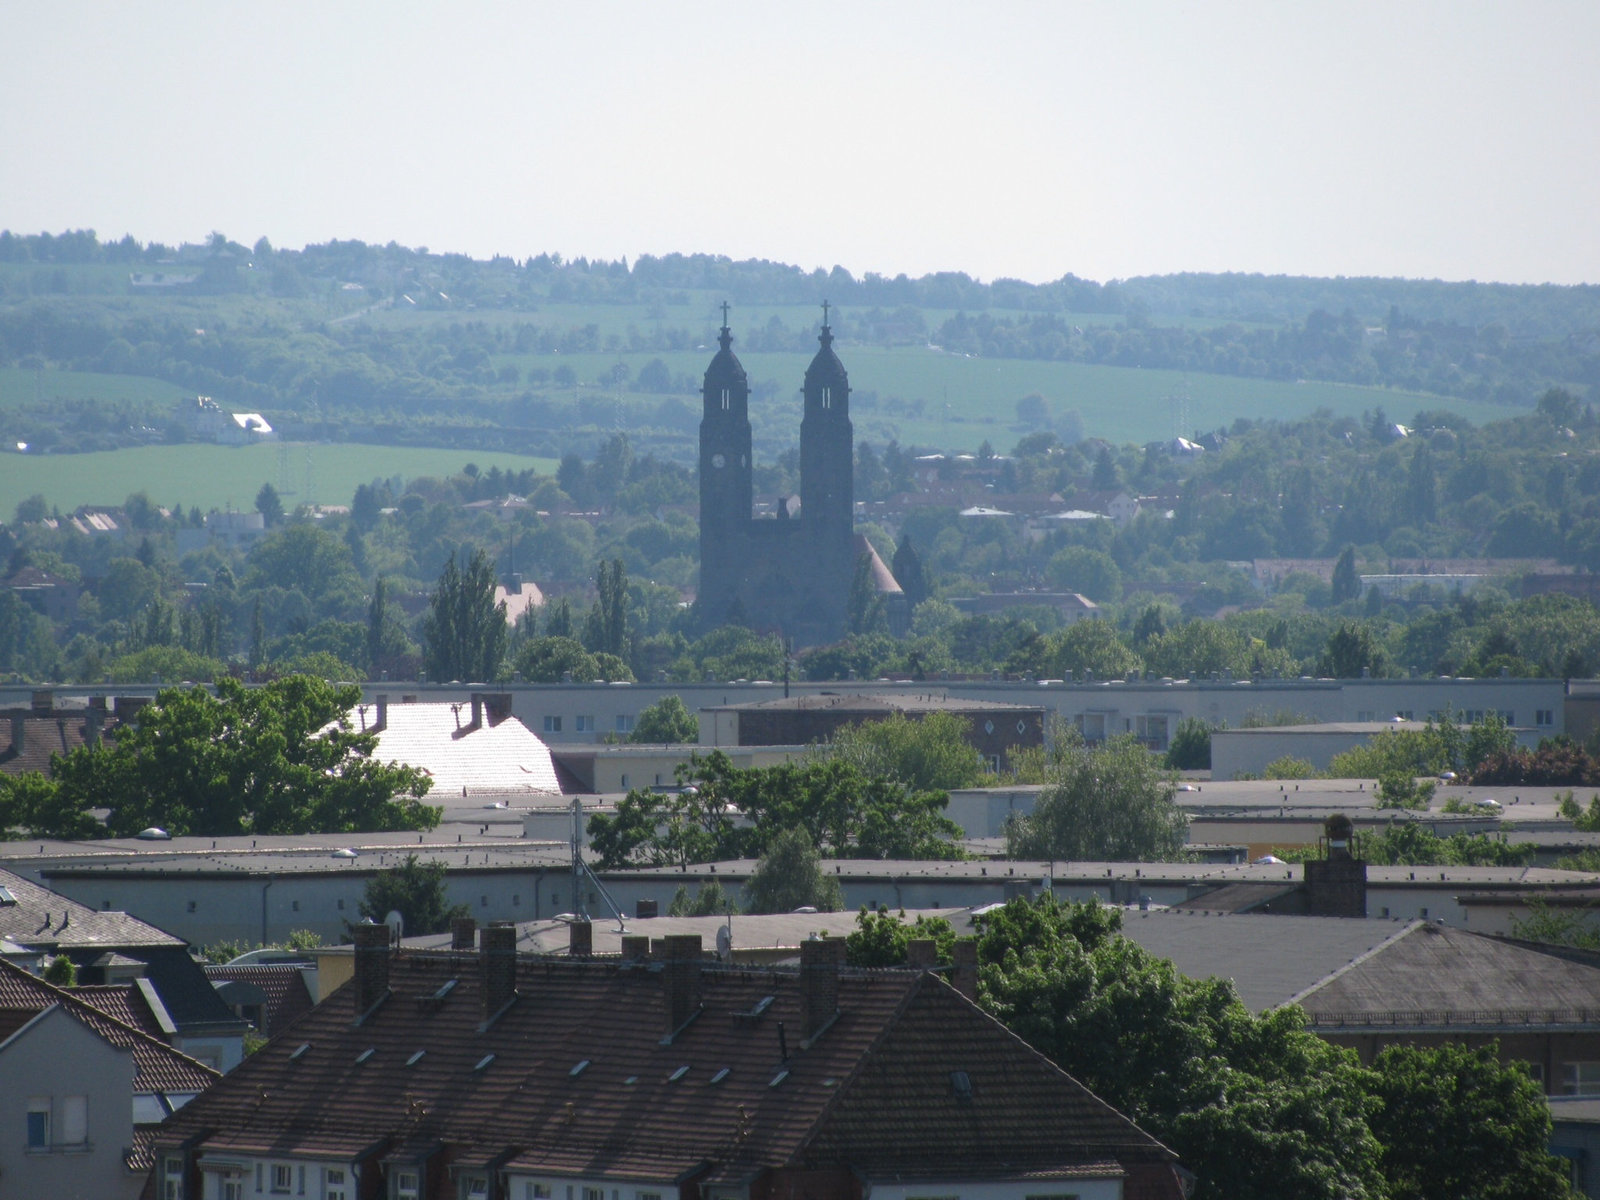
(0, 442, 558, 518)
(498, 344, 1511, 450)
(0, 366, 187, 411)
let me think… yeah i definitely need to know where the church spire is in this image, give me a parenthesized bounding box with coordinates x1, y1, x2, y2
(719, 300, 732, 351)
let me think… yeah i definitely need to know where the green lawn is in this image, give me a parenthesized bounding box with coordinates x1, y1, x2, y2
(0, 366, 187, 411)
(0, 442, 557, 518)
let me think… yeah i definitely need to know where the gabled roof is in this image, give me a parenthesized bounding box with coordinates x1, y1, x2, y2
(155, 950, 1174, 1183)
(0, 710, 101, 776)
(204, 964, 315, 1036)
(358, 702, 561, 795)
(0, 958, 217, 1095)
(1291, 922, 1600, 1027)
(0, 866, 184, 951)
(68, 981, 173, 1043)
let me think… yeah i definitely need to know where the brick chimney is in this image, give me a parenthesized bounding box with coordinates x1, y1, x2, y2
(621, 935, 650, 961)
(30, 689, 53, 715)
(906, 939, 938, 970)
(951, 939, 979, 1002)
(800, 938, 843, 1040)
(469, 693, 484, 730)
(85, 697, 105, 748)
(450, 916, 477, 951)
(480, 922, 518, 1021)
(662, 934, 703, 1036)
(1304, 814, 1368, 918)
(372, 694, 388, 734)
(568, 918, 593, 957)
(352, 923, 391, 1016)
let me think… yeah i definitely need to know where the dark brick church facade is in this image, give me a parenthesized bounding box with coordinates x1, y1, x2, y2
(698, 307, 860, 645)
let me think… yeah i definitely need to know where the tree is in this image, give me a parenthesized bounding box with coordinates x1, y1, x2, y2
(1048, 619, 1142, 680)
(975, 896, 1386, 1200)
(844, 907, 958, 967)
(422, 549, 507, 682)
(669, 880, 732, 916)
(42, 955, 77, 986)
(1317, 621, 1387, 678)
(1006, 733, 1187, 861)
(891, 535, 929, 609)
(826, 711, 983, 791)
(1046, 546, 1121, 603)
(358, 853, 468, 936)
(744, 826, 845, 914)
(592, 559, 628, 658)
(48, 676, 439, 838)
(516, 636, 600, 684)
(1330, 544, 1360, 604)
(1164, 717, 1214, 770)
(629, 694, 699, 743)
(255, 482, 285, 528)
(1369, 1042, 1573, 1200)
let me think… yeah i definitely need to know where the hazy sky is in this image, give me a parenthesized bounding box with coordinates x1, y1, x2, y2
(4, 1, 1599, 286)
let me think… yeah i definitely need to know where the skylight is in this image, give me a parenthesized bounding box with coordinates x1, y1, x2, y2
(570, 1059, 590, 1077)
(406, 1050, 426, 1067)
(288, 1044, 310, 1061)
(709, 1068, 730, 1085)
(474, 1054, 495, 1072)
(669, 1065, 690, 1082)
(355, 1048, 375, 1065)
(0, 886, 16, 906)
(769, 1069, 790, 1088)
(431, 979, 458, 1001)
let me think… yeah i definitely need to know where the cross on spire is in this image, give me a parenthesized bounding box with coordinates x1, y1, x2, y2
(720, 300, 730, 329)
(821, 299, 830, 328)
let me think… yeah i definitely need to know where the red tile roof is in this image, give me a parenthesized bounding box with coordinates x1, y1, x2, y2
(154, 948, 1177, 1189)
(204, 964, 315, 1036)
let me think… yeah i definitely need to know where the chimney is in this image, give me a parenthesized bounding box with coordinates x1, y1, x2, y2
(635, 898, 659, 920)
(85, 698, 104, 748)
(114, 696, 149, 722)
(510, 572, 523, 596)
(480, 922, 518, 1021)
(800, 938, 843, 1040)
(372, 694, 388, 734)
(352, 923, 391, 1016)
(906, 939, 938, 970)
(9, 714, 22, 756)
(470, 693, 484, 730)
(621, 935, 650, 961)
(484, 693, 513, 722)
(1304, 814, 1368, 918)
(951, 940, 979, 1002)
(450, 916, 477, 951)
(568, 918, 593, 957)
(662, 934, 703, 1036)
(31, 689, 53, 716)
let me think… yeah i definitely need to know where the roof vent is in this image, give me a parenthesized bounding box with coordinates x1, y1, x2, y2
(951, 1070, 973, 1101)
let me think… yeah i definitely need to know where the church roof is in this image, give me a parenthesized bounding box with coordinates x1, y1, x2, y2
(853, 535, 903, 595)
(704, 325, 748, 386)
(804, 323, 849, 388)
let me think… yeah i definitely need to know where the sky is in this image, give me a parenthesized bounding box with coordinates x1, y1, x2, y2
(4, 1, 1599, 286)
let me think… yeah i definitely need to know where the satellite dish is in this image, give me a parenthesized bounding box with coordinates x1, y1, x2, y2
(715, 925, 732, 961)
(384, 910, 404, 944)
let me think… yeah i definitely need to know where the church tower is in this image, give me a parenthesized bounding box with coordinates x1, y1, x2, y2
(800, 301, 853, 533)
(699, 305, 753, 593)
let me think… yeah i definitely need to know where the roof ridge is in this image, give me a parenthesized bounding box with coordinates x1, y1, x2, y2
(1281, 919, 1426, 1009)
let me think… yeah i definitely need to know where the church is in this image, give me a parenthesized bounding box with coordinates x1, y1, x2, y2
(698, 305, 902, 645)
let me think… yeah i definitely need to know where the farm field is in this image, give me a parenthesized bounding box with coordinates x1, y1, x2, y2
(0, 366, 187, 411)
(0, 442, 557, 518)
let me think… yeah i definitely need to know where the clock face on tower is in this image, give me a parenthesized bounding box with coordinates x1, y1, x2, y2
(711, 453, 726, 468)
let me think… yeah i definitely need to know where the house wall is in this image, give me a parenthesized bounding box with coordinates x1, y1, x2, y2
(0, 1006, 139, 1200)
(865, 1179, 1121, 1200)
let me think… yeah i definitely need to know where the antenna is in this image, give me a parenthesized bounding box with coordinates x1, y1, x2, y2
(570, 797, 629, 931)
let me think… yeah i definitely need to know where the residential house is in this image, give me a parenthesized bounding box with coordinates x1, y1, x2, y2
(151, 925, 1186, 1200)
(0, 958, 217, 1200)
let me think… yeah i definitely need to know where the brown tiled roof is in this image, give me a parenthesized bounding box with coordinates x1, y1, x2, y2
(204, 964, 315, 1036)
(0, 712, 99, 776)
(0, 959, 217, 1095)
(69, 982, 171, 1042)
(155, 951, 1174, 1183)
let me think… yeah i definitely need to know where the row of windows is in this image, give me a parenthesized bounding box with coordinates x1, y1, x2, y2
(164, 1159, 670, 1200)
(543, 715, 636, 734)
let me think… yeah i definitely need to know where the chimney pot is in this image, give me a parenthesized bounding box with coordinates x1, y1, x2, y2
(800, 938, 843, 1039)
(480, 922, 518, 1020)
(450, 916, 477, 951)
(352, 923, 391, 1015)
(951, 940, 978, 1002)
(662, 934, 703, 1034)
(569, 918, 593, 957)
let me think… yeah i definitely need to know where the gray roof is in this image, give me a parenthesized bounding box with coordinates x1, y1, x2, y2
(1293, 923, 1600, 1028)
(704, 692, 1045, 715)
(0, 866, 182, 949)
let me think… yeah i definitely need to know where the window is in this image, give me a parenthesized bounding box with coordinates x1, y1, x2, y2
(1134, 714, 1170, 750)
(163, 1156, 185, 1200)
(26, 1098, 48, 1149)
(396, 1171, 421, 1200)
(1024, 1193, 1080, 1200)
(615, 714, 635, 733)
(583, 1188, 605, 1200)
(638, 1192, 662, 1200)
(463, 1179, 490, 1199)
(576, 715, 594, 732)
(1074, 713, 1106, 743)
(273, 1163, 294, 1193)
(222, 1179, 243, 1200)
(324, 1167, 349, 1200)
(619, 774, 629, 789)
(527, 1185, 553, 1200)
(1538, 709, 1555, 726)
(187, 900, 197, 913)
(292, 900, 300, 912)
(59, 1094, 86, 1146)
(1562, 1062, 1600, 1095)
(543, 716, 562, 733)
